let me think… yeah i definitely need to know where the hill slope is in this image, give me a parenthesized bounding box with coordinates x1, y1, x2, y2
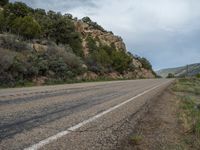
(157, 63, 200, 77)
(0, 1, 155, 87)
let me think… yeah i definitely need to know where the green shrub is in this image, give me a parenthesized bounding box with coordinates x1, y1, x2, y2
(3, 2, 33, 17)
(0, 10, 5, 32)
(130, 135, 143, 145)
(82, 16, 105, 31)
(0, 0, 8, 7)
(0, 48, 16, 72)
(12, 16, 41, 39)
(86, 36, 99, 53)
(196, 74, 200, 78)
(136, 57, 152, 70)
(111, 50, 132, 73)
(0, 34, 32, 51)
(167, 73, 175, 78)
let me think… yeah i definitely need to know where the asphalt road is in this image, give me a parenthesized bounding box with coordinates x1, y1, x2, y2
(0, 79, 173, 150)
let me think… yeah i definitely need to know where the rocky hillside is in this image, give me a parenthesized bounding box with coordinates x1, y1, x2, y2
(74, 18, 155, 79)
(157, 63, 200, 78)
(0, 1, 155, 87)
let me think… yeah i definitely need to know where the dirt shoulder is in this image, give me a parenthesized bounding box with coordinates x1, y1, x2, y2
(118, 82, 188, 150)
(119, 78, 200, 150)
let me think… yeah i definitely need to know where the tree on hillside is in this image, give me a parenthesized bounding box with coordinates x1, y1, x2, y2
(137, 57, 152, 70)
(0, 11, 5, 32)
(48, 17, 83, 56)
(63, 13, 73, 19)
(0, 0, 9, 7)
(82, 16, 91, 23)
(167, 73, 175, 78)
(49, 18, 74, 44)
(12, 16, 41, 39)
(94, 49, 112, 69)
(111, 51, 132, 73)
(196, 74, 200, 78)
(4, 2, 32, 17)
(34, 8, 46, 16)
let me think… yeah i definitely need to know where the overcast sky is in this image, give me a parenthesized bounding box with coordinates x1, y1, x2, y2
(11, 0, 200, 70)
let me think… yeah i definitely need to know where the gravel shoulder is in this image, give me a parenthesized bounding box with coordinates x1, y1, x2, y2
(118, 84, 185, 150)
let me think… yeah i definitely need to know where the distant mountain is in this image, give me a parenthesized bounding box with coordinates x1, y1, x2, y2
(156, 63, 200, 78)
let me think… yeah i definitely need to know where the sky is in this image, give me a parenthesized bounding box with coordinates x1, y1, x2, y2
(11, 0, 200, 70)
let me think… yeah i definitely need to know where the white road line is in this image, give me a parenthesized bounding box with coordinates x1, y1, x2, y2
(24, 81, 170, 150)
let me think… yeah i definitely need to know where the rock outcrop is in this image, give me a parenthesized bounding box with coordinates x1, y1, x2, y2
(74, 21, 127, 52)
(74, 20, 155, 79)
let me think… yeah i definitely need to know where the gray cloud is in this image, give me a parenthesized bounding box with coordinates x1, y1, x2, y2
(10, 0, 200, 70)
(10, 0, 96, 12)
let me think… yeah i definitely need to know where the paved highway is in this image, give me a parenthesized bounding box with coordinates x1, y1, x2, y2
(0, 79, 173, 150)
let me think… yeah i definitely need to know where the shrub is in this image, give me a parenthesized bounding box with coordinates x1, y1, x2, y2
(111, 50, 132, 73)
(130, 135, 143, 145)
(86, 36, 98, 53)
(167, 73, 175, 78)
(12, 16, 41, 39)
(47, 44, 83, 70)
(82, 16, 105, 32)
(82, 16, 92, 23)
(0, 0, 8, 7)
(137, 57, 152, 70)
(0, 48, 16, 72)
(196, 74, 200, 78)
(0, 10, 5, 32)
(93, 49, 112, 70)
(49, 57, 69, 78)
(3, 2, 33, 17)
(0, 34, 32, 51)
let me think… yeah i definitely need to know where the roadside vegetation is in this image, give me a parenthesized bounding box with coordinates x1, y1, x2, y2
(120, 78, 200, 149)
(173, 78, 200, 149)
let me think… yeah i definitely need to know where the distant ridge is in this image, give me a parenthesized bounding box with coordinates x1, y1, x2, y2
(156, 63, 200, 77)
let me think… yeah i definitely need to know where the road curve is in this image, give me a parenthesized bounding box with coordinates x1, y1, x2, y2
(0, 79, 173, 150)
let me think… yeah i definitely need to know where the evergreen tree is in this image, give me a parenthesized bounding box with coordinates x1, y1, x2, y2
(0, 0, 9, 7)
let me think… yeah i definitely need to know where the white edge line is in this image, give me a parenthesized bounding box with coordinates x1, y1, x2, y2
(24, 80, 171, 150)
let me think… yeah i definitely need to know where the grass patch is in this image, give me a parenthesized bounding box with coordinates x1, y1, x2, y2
(173, 78, 200, 148)
(130, 135, 143, 146)
(173, 78, 200, 95)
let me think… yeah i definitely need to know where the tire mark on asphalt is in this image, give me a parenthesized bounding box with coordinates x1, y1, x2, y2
(0, 90, 128, 140)
(0, 82, 131, 105)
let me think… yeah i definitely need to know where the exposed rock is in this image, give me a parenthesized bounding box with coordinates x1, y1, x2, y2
(74, 20, 155, 79)
(108, 72, 122, 79)
(82, 39, 89, 56)
(32, 43, 48, 53)
(32, 77, 48, 86)
(135, 68, 155, 79)
(74, 21, 127, 52)
(132, 59, 143, 68)
(77, 71, 98, 80)
(82, 64, 88, 70)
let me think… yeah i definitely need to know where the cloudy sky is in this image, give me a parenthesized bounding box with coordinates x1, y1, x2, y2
(11, 0, 200, 70)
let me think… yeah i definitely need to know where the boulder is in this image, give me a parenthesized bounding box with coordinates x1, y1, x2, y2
(32, 43, 48, 53)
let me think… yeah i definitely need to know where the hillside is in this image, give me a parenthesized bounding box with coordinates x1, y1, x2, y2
(157, 63, 200, 77)
(0, 1, 155, 87)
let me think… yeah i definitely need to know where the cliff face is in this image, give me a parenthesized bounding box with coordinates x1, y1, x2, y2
(74, 21, 155, 79)
(75, 21, 126, 54)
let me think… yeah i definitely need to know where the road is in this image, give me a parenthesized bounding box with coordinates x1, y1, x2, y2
(0, 79, 173, 150)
